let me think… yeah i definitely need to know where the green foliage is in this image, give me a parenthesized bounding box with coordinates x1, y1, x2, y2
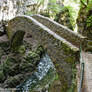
(18, 45, 25, 54)
(25, 45, 44, 65)
(46, 0, 63, 18)
(26, 11, 34, 16)
(3, 57, 16, 76)
(0, 71, 5, 82)
(86, 15, 92, 27)
(25, 51, 40, 64)
(35, 45, 45, 56)
(68, 62, 77, 92)
(65, 6, 77, 29)
(86, 0, 92, 12)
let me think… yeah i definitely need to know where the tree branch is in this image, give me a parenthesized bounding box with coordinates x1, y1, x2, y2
(80, 0, 87, 7)
(87, 0, 89, 4)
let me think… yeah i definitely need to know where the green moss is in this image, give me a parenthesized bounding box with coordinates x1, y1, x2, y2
(6, 76, 21, 88)
(55, 6, 74, 30)
(36, 45, 45, 57)
(65, 56, 75, 64)
(0, 41, 9, 47)
(3, 57, 17, 76)
(20, 61, 34, 72)
(0, 55, 2, 60)
(0, 71, 5, 82)
(18, 45, 25, 54)
(86, 15, 92, 27)
(68, 68, 77, 92)
(88, 41, 92, 46)
(61, 42, 72, 55)
(85, 46, 92, 53)
(25, 51, 40, 65)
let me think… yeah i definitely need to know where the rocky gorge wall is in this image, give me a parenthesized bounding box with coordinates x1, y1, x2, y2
(0, 0, 25, 21)
(7, 15, 80, 91)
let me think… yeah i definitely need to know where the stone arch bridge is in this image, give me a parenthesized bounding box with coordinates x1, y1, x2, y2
(6, 15, 92, 92)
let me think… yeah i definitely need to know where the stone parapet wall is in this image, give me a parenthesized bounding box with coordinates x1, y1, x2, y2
(7, 15, 79, 91)
(32, 15, 87, 50)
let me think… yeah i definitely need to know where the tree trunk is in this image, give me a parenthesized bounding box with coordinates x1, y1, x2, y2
(77, 1, 92, 51)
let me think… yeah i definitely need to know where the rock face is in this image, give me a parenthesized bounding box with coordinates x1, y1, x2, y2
(0, 0, 37, 21)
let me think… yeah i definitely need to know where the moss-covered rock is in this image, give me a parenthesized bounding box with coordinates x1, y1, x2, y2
(0, 41, 9, 48)
(18, 45, 26, 54)
(0, 71, 5, 83)
(3, 58, 17, 76)
(0, 41, 46, 87)
(35, 45, 45, 57)
(20, 62, 34, 72)
(25, 51, 40, 65)
(5, 74, 24, 88)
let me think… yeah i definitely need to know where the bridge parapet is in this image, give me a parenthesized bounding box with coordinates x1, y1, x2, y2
(32, 15, 87, 50)
(7, 15, 79, 91)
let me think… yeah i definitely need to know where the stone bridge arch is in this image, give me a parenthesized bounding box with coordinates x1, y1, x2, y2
(6, 15, 87, 91)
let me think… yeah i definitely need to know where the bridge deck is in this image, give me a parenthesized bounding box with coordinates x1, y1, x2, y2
(82, 52, 92, 92)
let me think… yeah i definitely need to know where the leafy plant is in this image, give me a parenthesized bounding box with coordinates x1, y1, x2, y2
(86, 15, 92, 27)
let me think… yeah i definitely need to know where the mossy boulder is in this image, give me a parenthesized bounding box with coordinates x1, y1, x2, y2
(19, 61, 34, 72)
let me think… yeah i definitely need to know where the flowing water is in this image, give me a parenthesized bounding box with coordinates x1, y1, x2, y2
(16, 54, 57, 92)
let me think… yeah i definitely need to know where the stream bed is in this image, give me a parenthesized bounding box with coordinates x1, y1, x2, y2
(16, 54, 59, 92)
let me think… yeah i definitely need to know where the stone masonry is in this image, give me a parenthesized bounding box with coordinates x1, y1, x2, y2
(6, 15, 88, 92)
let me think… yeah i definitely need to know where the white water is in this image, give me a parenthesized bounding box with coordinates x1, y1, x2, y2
(17, 54, 56, 92)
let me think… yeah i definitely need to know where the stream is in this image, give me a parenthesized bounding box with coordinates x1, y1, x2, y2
(16, 54, 57, 92)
